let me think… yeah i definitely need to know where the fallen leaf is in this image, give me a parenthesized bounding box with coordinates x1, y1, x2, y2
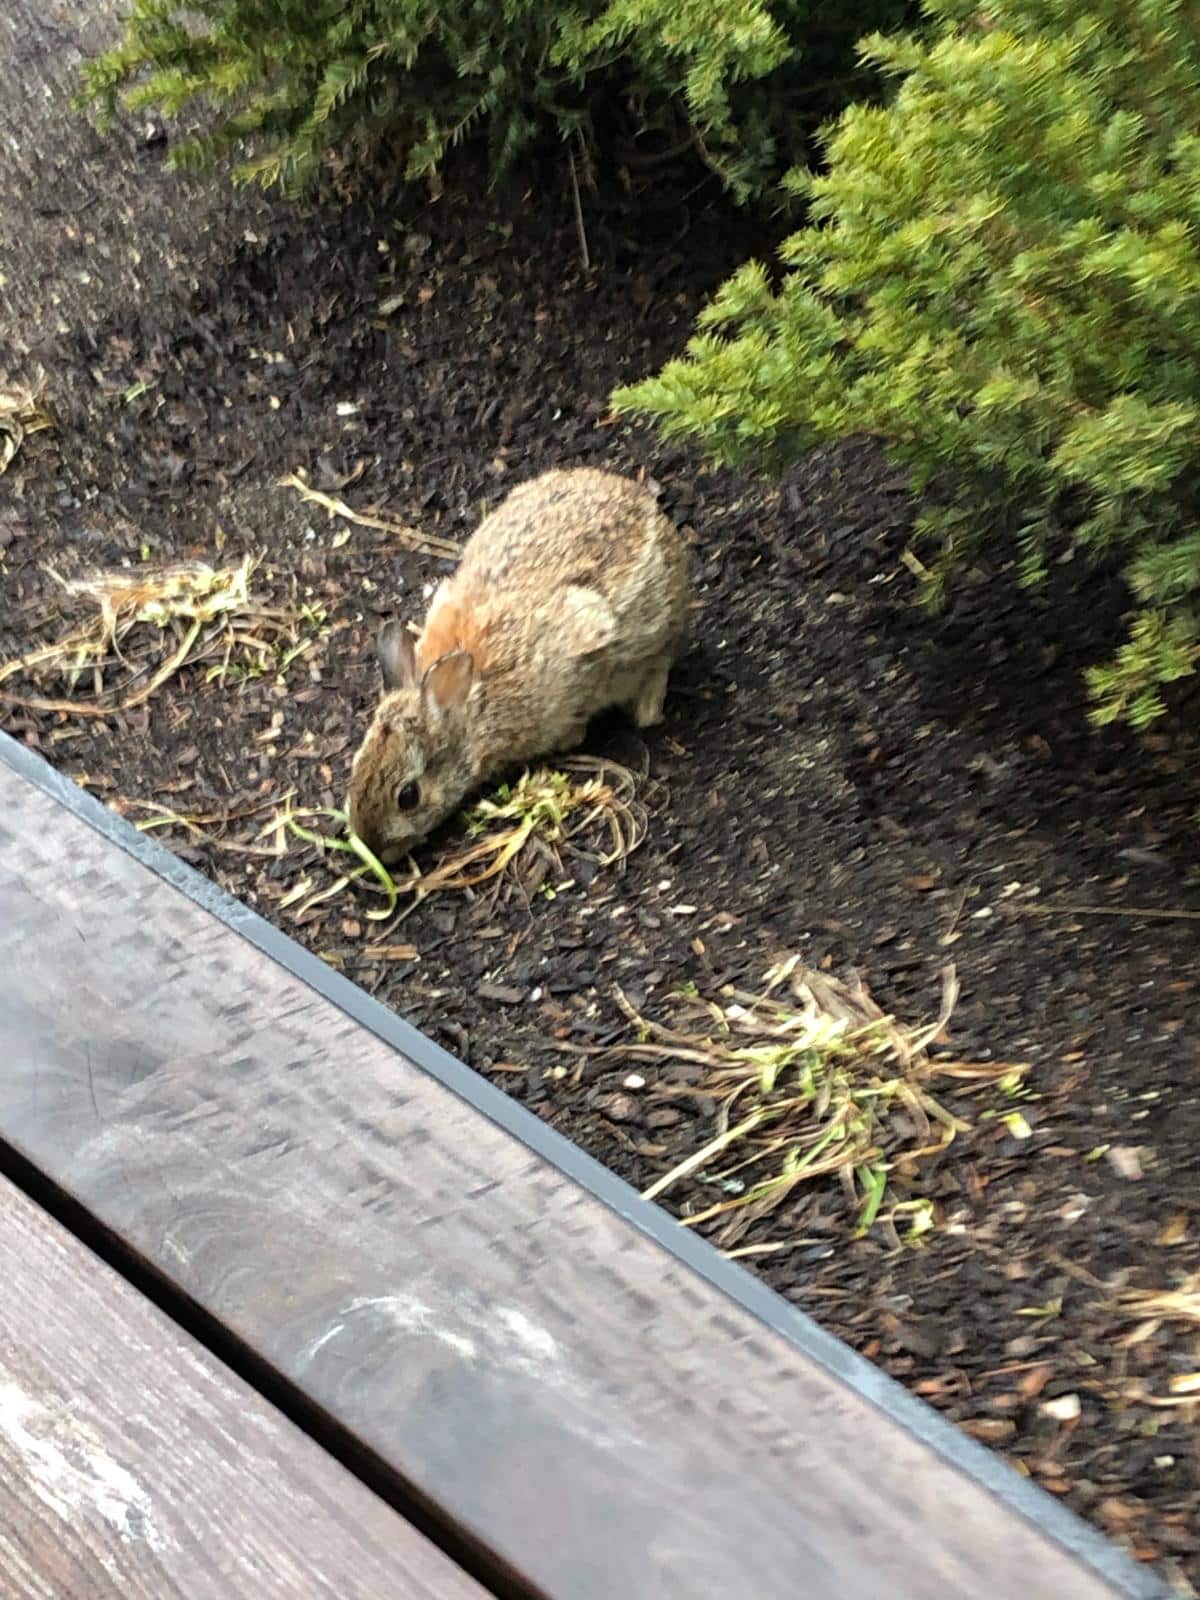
(962, 1417, 1016, 1443)
(903, 873, 939, 891)
(1099, 1498, 1139, 1531)
(914, 1376, 956, 1398)
(1016, 1298, 1063, 1320)
(1106, 1146, 1144, 1181)
(1018, 1364, 1054, 1400)
(1155, 1213, 1190, 1247)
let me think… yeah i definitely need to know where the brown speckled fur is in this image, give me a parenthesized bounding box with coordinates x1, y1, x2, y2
(347, 467, 689, 862)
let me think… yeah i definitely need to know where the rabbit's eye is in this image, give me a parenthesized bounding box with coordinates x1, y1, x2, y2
(396, 780, 420, 811)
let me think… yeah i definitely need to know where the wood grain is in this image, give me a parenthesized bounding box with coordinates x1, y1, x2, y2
(0, 1172, 487, 1600)
(0, 756, 1162, 1600)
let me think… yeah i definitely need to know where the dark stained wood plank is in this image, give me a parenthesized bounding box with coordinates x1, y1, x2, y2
(0, 744, 1168, 1600)
(0, 1173, 488, 1600)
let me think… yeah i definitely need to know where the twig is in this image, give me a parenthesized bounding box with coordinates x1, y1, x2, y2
(940, 884, 970, 946)
(568, 142, 591, 273)
(1026, 902, 1200, 923)
(278, 473, 459, 559)
(641, 1109, 770, 1204)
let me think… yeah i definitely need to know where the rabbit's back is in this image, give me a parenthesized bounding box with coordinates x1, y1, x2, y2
(413, 467, 686, 767)
(420, 467, 686, 681)
(456, 467, 671, 600)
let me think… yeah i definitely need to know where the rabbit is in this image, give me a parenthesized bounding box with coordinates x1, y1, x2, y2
(347, 466, 689, 863)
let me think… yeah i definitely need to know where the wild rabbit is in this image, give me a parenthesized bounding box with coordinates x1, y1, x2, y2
(347, 466, 689, 863)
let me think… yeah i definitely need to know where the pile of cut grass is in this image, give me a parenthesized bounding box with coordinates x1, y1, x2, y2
(276, 755, 647, 932)
(613, 959, 1022, 1249)
(0, 558, 322, 716)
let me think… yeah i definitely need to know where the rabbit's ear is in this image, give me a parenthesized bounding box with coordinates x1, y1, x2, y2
(422, 649, 475, 714)
(560, 585, 617, 656)
(377, 620, 417, 690)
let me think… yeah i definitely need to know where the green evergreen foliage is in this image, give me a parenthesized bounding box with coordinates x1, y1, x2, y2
(621, 0, 1200, 728)
(78, 0, 910, 201)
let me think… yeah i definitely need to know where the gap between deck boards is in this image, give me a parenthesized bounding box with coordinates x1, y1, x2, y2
(0, 1138, 542, 1600)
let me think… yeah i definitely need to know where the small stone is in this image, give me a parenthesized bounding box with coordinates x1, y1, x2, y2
(1041, 1393, 1082, 1423)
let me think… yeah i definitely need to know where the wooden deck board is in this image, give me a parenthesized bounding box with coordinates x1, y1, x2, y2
(0, 1172, 487, 1600)
(0, 740, 1168, 1600)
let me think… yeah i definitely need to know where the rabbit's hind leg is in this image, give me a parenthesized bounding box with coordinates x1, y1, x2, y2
(629, 654, 672, 729)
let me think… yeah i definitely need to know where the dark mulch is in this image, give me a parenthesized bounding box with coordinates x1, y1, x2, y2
(4, 147, 1200, 1592)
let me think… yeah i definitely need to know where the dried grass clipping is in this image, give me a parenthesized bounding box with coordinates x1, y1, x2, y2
(0, 380, 53, 475)
(1109, 1278, 1200, 1409)
(0, 558, 319, 716)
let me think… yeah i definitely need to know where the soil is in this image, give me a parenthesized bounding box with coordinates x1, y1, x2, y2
(4, 64, 1200, 1595)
